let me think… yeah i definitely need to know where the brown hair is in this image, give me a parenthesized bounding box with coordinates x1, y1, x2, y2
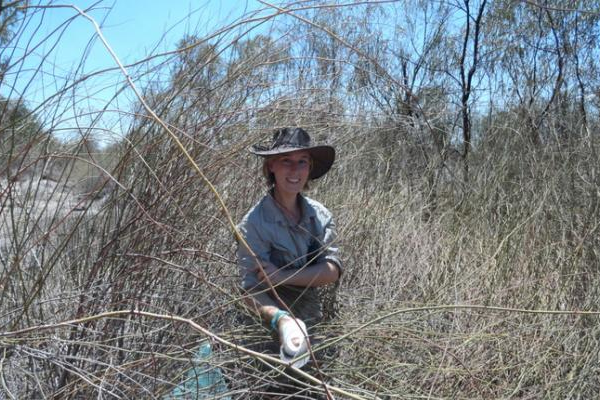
(262, 158, 276, 186)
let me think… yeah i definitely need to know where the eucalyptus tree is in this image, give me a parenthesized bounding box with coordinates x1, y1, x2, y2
(334, 1, 461, 215)
(486, 0, 600, 146)
(0, 0, 25, 81)
(453, 0, 488, 182)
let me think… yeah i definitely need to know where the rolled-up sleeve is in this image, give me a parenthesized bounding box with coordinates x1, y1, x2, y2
(314, 215, 343, 276)
(236, 218, 270, 289)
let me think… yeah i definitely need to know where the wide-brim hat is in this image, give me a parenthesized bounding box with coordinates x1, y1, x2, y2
(250, 127, 335, 180)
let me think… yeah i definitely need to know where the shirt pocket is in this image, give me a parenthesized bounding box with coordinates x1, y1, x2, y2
(270, 242, 297, 269)
(305, 237, 323, 265)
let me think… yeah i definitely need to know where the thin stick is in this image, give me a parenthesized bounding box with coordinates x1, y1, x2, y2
(325, 304, 600, 349)
(0, 309, 374, 400)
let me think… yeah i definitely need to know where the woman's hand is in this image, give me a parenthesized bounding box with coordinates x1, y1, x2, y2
(254, 261, 281, 284)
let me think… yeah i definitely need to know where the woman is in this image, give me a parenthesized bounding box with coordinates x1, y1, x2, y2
(237, 127, 342, 365)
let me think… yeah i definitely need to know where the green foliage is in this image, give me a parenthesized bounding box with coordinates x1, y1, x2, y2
(0, 1, 24, 43)
(0, 97, 47, 171)
(0, 0, 25, 79)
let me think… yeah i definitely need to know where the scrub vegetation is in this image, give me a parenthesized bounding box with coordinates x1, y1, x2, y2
(1, 1, 600, 398)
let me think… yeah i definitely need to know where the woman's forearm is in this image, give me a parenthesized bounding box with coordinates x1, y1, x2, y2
(273, 261, 340, 287)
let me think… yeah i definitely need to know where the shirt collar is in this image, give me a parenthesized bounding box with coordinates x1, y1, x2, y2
(263, 191, 316, 224)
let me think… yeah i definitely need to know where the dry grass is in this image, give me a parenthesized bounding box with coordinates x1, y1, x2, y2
(1, 1, 600, 399)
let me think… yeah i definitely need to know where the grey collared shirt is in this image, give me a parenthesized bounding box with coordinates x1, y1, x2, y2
(236, 193, 342, 322)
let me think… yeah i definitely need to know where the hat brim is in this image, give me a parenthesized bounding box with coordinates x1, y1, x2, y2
(250, 145, 335, 180)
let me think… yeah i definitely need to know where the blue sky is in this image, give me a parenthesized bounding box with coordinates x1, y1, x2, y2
(3, 0, 262, 143)
(41, 1, 254, 66)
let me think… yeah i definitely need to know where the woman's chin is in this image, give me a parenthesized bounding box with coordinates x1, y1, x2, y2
(276, 183, 303, 195)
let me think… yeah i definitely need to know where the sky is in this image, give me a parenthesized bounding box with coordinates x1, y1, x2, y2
(3, 0, 264, 143)
(35, 1, 257, 67)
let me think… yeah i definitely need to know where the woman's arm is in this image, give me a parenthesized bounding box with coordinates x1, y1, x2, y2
(254, 260, 340, 287)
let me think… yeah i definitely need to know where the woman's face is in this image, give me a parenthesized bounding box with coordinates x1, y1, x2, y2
(268, 151, 311, 196)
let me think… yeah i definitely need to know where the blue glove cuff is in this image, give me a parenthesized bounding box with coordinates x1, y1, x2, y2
(270, 309, 290, 331)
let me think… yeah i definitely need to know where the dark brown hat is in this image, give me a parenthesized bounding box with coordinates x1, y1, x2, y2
(250, 128, 335, 180)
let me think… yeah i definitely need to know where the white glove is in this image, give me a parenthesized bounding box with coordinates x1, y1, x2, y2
(278, 317, 309, 368)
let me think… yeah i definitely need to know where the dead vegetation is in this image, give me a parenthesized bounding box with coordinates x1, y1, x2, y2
(1, 1, 600, 398)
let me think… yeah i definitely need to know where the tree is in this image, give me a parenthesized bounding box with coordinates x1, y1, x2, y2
(485, 0, 600, 146)
(456, 0, 488, 182)
(0, 0, 25, 81)
(0, 96, 46, 171)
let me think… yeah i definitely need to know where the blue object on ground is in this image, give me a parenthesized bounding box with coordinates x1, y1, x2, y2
(165, 342, 231, 399)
